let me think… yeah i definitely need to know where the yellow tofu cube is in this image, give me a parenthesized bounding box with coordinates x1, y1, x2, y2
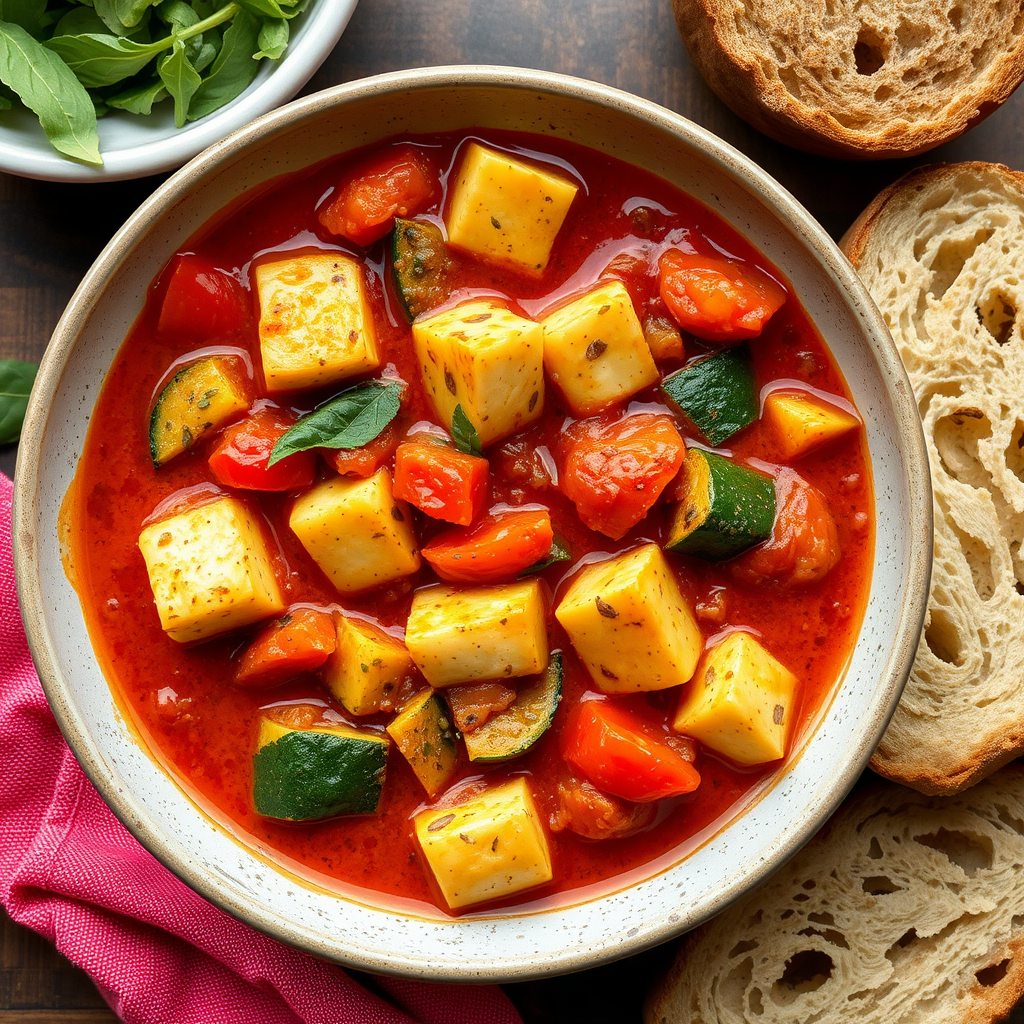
(414, 777, 552, 909)
(138, 496, 285, 643)
(763, 389, 860, 460)
(256, 254, 380, 393)
(323, 615, 416, 715)
(405, 580, 548, 688)
(672, 631, 799, 765)
(412, 298, 544, 446)
(446, 142, 578, 275)
(542, 280, 659, 415)
(555, 543, 701, 693)
(288, 469, 420, 594)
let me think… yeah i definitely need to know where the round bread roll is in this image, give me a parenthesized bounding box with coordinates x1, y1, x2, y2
(672, 0, 1024, 159)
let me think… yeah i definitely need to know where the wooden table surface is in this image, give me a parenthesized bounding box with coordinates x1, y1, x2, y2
(4, 1, 1024, 1021)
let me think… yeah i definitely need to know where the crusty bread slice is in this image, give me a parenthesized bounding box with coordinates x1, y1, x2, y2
(671, 0, 1024, 159)
(645, 767, 1024, 1024)
(842, 162, 1024, 795)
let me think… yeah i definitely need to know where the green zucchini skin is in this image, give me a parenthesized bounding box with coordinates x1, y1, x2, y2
(391, 218, 454, 322)
(660, 346, 757, 446)
(463, 651, 562, 762)
(665, 449, 776, 560)
(252, 728, 388, 820)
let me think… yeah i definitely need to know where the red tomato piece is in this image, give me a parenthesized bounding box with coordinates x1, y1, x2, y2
(208, 406, 316, 492)
(658, 248, 786, 343)
(562, 700, 701, 803)
(731, 468, 841, 587)
(559, 413, 685, 540)
(234, 608, 337, 690)
(422, 507, 554, 583)
(326, 423, 399, 478)
(393, 439, 489, 526)
(550, 774, 656, 841)
(158, 254, 248, 341)
(318, 146, 440, 246)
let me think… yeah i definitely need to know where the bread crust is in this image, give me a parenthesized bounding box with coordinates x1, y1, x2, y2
(672, 0, 1024, 160)
(645, 768, 1024, 1024)
(842, 161, 1024, 795)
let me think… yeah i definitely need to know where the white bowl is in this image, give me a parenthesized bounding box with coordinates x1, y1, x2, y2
(13, 67, 932, 980)
(0, 0, 358, 182)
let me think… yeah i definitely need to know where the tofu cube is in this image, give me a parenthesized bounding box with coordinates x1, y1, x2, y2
(672, 631, 799, 765)
(763, 389, 860, 460)
(555, 543, 701, 693)
(288, 469, 420, 594)
(324, 615, 416, 715)
(414, 776, 552, 909)
(412, 298, 544, 446)
(542, 280, 659, 415)
(446, 142, 578, 275)
(256, 254, 380, 393)
(405, 580, 548, 688)
(138, 496, 285, 643)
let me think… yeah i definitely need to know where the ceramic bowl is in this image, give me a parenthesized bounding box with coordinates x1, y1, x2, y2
(12, 67, 931, 980)
(0, 0, 358, 183)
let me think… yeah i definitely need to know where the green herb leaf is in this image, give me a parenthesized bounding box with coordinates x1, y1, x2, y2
(154, 0, 197, 31)
(114, 0, 153, 28)
(0, 20, 101, 164)
(93, 0, 137, 33)
(235, 0, 285, 17)
(519, 538, 572, 577)
(0, 0, 47, 34)
(253, 14, 285, 58)
(157, 34, 199, 126)
(106, 73, 165, 112)
(44, 32, 162, 88)
(451, 404, 482, 456)
(53, 7, 110, 36)
(0, 359, 38, 444)
(268, 380, 404, 467)
(186, 6, 256, 119)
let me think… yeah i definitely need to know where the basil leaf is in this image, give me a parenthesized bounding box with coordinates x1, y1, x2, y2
(154, 0, 196, 30)
(451, 404, 482, 456)
(53, 7, 109, 35)
(519, 538, 572, 577)
(0, 0, 47, 34)
(235, 0, 285, 17)
(113, 0, 153, 28)
(44, 32, 161, 87)
(253, 15, 285, 59)
(186, 6, 255, 119)
(157, 34, 199, 126)
(106, 73, 165, 112)
(268, 380, 403, 467)
(0, 21, 101, 164)
(93, 0, 135, 33)
(0, 359, 38, 444)
(192, 33, 217, 72)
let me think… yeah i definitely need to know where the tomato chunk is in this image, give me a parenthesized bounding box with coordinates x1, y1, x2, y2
(318, 146, 440, 246)
(234, 609, 337, 690)
(326, 423, 399, 478)
(658, 248, 786, 343)
(393, 439, 489, 525)
(731, 468, 841, 587)
(562, 700, 701, 803)
(559, 413, 685, 540)
(550, 774, 656, 841)
(158, 254, 248, 341)
(444, 682, 517, 733)
(208, 406, 316, 492)
(422, 508, 554, 583)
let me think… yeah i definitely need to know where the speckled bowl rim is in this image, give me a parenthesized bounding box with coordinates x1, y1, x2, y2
(13, 66, 931, 981)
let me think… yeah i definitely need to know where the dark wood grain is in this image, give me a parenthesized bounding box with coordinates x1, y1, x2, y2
(4, 0, 1024, 1020)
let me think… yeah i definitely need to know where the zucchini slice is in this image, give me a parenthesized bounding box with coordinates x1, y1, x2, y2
(391, 218, 455, 321)
(665, 449, 775, 560)
(386, 689, 459, 799)
(660, 346, 757, 446)
(149, 356, 249, 467)
(462, 651, 562, 762)
(252, 716, 388, 820)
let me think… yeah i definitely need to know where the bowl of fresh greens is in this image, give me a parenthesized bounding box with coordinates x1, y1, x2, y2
(0, 0, 358, 182)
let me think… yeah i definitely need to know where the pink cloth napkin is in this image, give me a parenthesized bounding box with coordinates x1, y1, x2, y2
(0, 472, 522, 1024)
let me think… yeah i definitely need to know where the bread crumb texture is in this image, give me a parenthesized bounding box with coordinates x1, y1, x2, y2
(843, 162, 1024, 793)
(645, 768, 1024, 1024)
(672, 0, 1024, 158)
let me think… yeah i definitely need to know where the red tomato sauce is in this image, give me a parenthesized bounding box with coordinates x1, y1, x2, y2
(67, 130, 873, 916)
